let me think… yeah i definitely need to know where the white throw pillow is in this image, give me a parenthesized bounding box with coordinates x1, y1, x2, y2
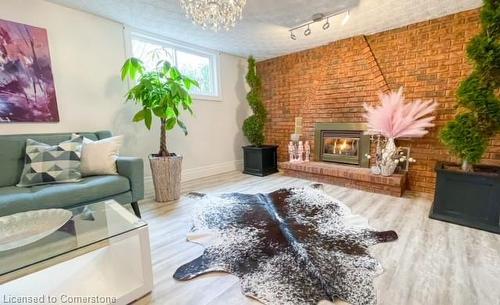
(72, 134, 124, 177)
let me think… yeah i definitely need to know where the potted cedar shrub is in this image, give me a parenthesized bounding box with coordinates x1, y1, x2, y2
(121, 57, 199, 202)
(431, 0, 500, 233)
(242, 56, 278, 176)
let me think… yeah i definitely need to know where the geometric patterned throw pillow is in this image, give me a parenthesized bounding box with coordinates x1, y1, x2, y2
(17, 136, 84, 187)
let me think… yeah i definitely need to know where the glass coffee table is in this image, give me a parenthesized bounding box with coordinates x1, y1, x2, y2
(0, 200, 153, 305)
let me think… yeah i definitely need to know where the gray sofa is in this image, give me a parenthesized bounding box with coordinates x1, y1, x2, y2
(0, 131, 144, 217)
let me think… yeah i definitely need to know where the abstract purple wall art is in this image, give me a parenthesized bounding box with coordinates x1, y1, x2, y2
(0, 19, 59, 123)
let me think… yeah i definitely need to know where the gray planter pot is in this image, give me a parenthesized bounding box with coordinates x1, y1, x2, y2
(430, 162, 500, 234)
(149, 154, 182, 202)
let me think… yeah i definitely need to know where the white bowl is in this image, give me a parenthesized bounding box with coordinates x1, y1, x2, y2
(0, 209, 73, 252)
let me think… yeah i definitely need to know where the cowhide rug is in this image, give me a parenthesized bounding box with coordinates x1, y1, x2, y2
(173, 184, 397, 305)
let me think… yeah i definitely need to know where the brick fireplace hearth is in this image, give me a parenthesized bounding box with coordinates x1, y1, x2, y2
(280, 161, 407, 197)
(280, 121, 407, 197)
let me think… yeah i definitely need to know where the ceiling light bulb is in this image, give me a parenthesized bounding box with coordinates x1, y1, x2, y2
(342, 10, 350, 26)
(290, 32, 297, 40)
(322, 19, 330, 30)
(304, 26, 311, 36)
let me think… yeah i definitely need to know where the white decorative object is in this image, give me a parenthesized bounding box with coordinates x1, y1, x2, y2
(381, 162, 398, 176)
(395, 147, 414, 172)
(0, 209, 72, 251)
(180, 0, 246, 31)
(370, 165, 381, 175)
(289, 138, 310, 163)
(294, 117, 303, 134)
(290, 133, 301, 142)
(288, 141, 295, 162)
(378, 138, 398, 176)
(304, 141, 311, 162)
(297, 141, 304, 162)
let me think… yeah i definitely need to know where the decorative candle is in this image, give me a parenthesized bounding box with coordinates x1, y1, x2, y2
(291, 133, 301, 142)
(294, 117, 303, 134)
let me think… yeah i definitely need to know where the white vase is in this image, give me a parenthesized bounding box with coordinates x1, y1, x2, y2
(370, 165, 381, 175)
(384, 138, 397, 157)
(381, 163, 397, 176)
(379, 138, 397, 176)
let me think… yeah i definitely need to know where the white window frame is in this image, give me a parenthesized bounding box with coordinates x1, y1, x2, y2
(124, 27, 223, 102)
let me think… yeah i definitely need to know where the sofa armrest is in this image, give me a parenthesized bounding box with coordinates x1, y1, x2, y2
(116, 157, 144, 202)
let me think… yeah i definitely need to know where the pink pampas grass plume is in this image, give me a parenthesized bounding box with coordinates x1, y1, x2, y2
(363, 87, 437, 139)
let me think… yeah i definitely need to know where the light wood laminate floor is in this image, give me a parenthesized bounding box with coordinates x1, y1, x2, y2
(132, 172, 500, 305)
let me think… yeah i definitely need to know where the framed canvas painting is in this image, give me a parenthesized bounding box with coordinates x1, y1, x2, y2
(0, 19, 59, 122)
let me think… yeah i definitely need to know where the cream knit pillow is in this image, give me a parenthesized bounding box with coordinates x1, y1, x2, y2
(73, 134, 124, 176)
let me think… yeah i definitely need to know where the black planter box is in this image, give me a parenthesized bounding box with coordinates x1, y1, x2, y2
(430, 162, 500, 234)
(242, 145, 278, 176)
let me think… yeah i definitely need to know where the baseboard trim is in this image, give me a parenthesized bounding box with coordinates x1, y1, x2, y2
(144, 160, 243, 188)
(181, 160, 243, 182)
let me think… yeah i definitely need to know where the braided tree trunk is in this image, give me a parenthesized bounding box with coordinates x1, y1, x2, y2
(159, 118, 169, 157)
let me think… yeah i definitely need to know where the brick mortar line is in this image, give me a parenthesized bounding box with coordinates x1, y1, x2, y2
(361, 35, 390, 93)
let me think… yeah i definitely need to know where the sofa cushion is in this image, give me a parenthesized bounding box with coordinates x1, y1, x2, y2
(17, 137, 84, 187)
(0, 175, 130, 216)
(73, 134, 124, 177)
(0, 131, 112, 187)
(0, 187, 35, 216)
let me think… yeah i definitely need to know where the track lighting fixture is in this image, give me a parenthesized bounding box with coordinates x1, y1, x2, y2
(288, 9, 350, 40)
(322, 18, 330, 30)
(304, 25, 311, 36)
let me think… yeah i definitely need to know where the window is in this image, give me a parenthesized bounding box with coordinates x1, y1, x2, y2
(129, 32, 221, 100)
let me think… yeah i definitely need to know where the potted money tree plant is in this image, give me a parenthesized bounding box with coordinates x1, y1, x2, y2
(121, 57, 199, 202)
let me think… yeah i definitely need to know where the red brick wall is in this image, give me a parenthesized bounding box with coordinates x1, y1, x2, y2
(258, 9, 500, 195)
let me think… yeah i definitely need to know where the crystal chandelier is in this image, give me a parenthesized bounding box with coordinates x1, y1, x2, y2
(180, 0, 247, 31)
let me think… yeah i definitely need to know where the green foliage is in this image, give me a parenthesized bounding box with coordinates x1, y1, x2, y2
(467, 35, 500, 85)
(440, 0, 500, 168)
(243, 115, 265, 147)
(481, 0, 500, 36)
(121, 57, 199, 155)
(457, 74, 500, 132)
(440, 113, 488, 164)
(242, 56, 267, 146)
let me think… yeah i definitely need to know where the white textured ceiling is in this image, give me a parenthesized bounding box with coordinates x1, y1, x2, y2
(46, 0, 482, 59)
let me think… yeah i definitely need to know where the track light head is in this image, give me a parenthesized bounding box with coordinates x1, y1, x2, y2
(342, 10, 350, 26)
(290, 31, 297, 40)
(304, 26, 311, 36)
(322, 19, 330, 30)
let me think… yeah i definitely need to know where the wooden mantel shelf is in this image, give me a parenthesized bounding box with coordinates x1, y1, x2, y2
(279, 161, 407, 197)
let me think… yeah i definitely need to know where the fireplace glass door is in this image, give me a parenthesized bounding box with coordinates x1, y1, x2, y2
(321, 131, 362, 165)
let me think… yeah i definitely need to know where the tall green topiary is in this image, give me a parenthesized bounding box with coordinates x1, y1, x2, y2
(440, 0, 500, 171)
(243, 56, 267, 146)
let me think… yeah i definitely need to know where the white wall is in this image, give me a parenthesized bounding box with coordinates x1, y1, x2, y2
(0, 0, 250, 180)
